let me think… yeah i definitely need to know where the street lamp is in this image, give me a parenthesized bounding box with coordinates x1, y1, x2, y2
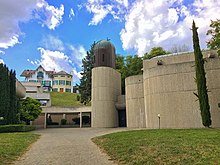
(157, 114, 160, 129)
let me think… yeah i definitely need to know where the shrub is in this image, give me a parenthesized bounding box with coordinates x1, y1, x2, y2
(77, 95, 81, 101)
(0, 124, 35, 133)
(61, 119, 67, 125)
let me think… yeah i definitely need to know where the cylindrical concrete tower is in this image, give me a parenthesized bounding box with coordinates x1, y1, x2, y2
(92, 67, 121, 127)
(125, 75, 146, 128)
(94, 40, 116, 69)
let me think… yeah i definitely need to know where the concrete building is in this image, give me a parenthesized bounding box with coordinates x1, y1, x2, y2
(52, 71, 72, 93)
(21, 81, 51, 107)
(16, 80, 26, 98)
(21, 66, 73, 93)
(91, 40, 220, 128)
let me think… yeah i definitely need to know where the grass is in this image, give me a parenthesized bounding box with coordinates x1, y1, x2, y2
(0, 133, 40, 165)
(92, 129, 220, 165)
(50, 92, 88, 107)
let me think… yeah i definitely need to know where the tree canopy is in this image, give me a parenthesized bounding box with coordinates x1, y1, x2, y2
(207, 19, 220, 55)
(79, 41, 96, 105)
(19, 97, 42, 125)
(144, 47, 168, 59)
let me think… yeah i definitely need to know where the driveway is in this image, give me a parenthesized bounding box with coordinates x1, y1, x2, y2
(14, 128, 127, 165)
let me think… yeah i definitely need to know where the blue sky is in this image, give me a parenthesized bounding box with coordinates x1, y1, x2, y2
(0, 0, 219, 84)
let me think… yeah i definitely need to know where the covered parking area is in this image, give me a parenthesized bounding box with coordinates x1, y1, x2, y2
(32, 106, 91, 128)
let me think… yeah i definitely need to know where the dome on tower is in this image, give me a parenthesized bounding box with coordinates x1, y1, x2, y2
(94, 40, 116, 69)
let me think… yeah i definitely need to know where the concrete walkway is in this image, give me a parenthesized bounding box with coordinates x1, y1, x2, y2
(14, 128, 127, 165)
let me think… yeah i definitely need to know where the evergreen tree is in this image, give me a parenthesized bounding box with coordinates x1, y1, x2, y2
(5, 65, 10, 124)
(9, 70, 18, 124)
(0, 64, 5, 124)
(79, 42, 96, 105)
(192, 20, 212, 127)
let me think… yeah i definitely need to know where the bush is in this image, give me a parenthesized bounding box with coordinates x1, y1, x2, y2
(77, 95, 81, 101)
(61, 119, 67, 125)
(0, 124, 35, 133)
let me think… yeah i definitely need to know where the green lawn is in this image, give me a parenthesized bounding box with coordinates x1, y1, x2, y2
(92, 129, 220, 165)
(50, 92, 88, 107)
(0, 133, 39, 165)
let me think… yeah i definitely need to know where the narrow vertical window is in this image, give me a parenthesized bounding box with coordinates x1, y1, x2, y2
(102, 54, 104, 62)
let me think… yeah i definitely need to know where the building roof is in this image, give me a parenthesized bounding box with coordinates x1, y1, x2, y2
(94, 40, 115, 50)
(20, 65, 55, 78)
(53, 71, 72, 77)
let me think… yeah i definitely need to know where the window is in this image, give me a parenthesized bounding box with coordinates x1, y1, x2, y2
(59, 80, 65, 85)
(26, 91, 37, 93)
(53, 88, 58, 92)
(37, 71, 44, 79)
(66, 81, 71, 86)
(44, 81, 51, 86)
(61, 75, 65, 77)
(102, 54, 105, 62)
(53, 80, 59, 85)
(29, 80, 37, 82)
(65, 89, 71, 93)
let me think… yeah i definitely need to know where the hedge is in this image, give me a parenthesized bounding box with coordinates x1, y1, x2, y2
(0, 124, 35, 133)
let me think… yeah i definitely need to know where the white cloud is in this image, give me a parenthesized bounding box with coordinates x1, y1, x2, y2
(0, 50, 5, 55)
(120, 0, 220, 56)
(35, 1, 64, 30)
(69, 8, 75, 20)
(0, 0, 64, 49)
(84, 0, 129, 25)
(36, 48, 72, 72)
(0, 59, 4, 64)
(41, 35, 65, 51)
(68, 45, 87, 67)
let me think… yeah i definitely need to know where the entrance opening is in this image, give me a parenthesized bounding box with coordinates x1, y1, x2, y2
(118, 109, 126, 127)
(82, 112, 91, 127)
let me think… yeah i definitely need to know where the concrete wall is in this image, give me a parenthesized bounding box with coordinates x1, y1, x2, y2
(92, 67, 121, 127)
(125, 75, 146, 128)
(143, 50, 220, 128)
(16, 80, 26, 98)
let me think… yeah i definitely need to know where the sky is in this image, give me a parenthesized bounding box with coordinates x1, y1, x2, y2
(0, 0, 220, 84)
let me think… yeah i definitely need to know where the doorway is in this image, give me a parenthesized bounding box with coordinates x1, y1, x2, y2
(60, 88, 64, 92)
(118, 110, 126, 127)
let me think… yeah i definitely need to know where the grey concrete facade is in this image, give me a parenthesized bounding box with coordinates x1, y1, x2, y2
(92, 67, 121, 127)
(125, 75, 146, 128)
(91, 40, 220, 129)
(143, 50, 220, 128)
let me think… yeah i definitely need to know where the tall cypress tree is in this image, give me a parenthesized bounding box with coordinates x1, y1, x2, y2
(5, 65, 10, 124)
(0, 64, 5, 124)
(192, 21, 212, 127)
(79, 42, 96, 105)
(9, 70, 17, 124)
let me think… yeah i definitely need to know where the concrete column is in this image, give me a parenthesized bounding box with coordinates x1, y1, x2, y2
(92, 67, 121, 127)
(44, 113, 47, 129)
(80, 112, 82, 128)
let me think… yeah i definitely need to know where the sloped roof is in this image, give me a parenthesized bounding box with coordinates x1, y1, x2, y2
(20, 65, 55, 78)
(53, 71, 72, 76)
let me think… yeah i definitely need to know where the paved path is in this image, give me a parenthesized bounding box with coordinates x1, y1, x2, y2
(14, 128, 127, 165)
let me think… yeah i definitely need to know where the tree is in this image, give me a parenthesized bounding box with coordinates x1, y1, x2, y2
(116, 55, 143, 94)
(207, 19, 220, 55)
(19, 97, 42, 125)
(169, 44, 190, 53)
(79, 42, 96, 105)
(144, 47, 168, 59)
(192, 20, 211, 127)
(0, 64, 19, 124)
